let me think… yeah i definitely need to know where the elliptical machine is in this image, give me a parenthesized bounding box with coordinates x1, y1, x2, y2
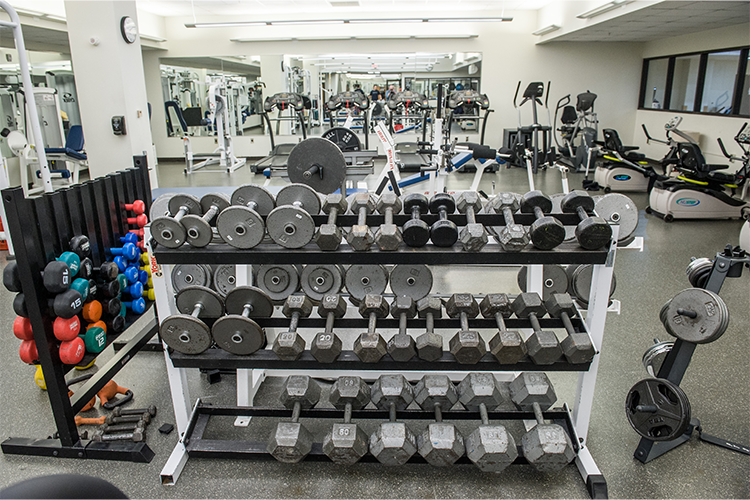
(642, 116, 697, 175)
(554, 91, 598, 173)
(594, 129, 662, 193)
(647, 123, 749, 221)
(509, 81, 556, 176)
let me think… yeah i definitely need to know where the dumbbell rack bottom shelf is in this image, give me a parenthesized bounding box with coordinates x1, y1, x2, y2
(168, 349, 591, 372)
(180, 402, 581, 466)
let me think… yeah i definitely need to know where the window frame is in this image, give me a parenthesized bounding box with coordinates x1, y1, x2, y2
(638, 45, 749, 118)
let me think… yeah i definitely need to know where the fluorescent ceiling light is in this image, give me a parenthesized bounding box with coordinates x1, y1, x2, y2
(532, 24, 560, 36)
(187, 22, 268, 28)
(426, 18, 512, 22)
(272, 20, 345, 25)
(296, 36, 352, 41)
(140, 34, 167, 42)
(576, 0, 634, 19)
(188, 17, 511, 28)
(348, 18, 422, 24)
(354, 35, 411, 39)
(414, 34, 478, 39)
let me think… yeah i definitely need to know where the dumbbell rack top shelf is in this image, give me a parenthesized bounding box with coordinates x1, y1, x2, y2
(151, 200, 618, 499)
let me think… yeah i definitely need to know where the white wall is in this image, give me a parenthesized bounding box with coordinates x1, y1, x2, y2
(148, 10, 645, 159)
(633, 23, 750, 169)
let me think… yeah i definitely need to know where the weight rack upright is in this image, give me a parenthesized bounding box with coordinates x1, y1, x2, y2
(1, 157, 158, 462)
(149, 207, 618, 499)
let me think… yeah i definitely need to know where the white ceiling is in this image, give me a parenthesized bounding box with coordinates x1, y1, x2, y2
(552, 1, 750, 42)
(136, 0, 552, 17)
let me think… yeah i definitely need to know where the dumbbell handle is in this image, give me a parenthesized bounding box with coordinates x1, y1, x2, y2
(101, 422, 146, 434)
(343, 402, 352, 424)
(113, 405, 157, 417)
(433, 403, 443, 423)
(425, 312, 435, 334)
(459, 312, 470, 333)
(94, 430, 142, 442)
(528, 312, 542, 332)
(326, 206, 341, 225)
(368, 312, 378, 334)
(384, 207, 395, 225)
(198, 203, 221, 224)
(560, 311, 576, 336)
(501, 207, 516, 227)
(465, 206, 478, 225)
(533, 206, 545, 220)
(532, 402, 544, 425)
(676, 308, 697, 319)
(436, 204, 450, 221)
(291, 401, 301, 423)
(189, 302, 205, 319)
(388, 401, 397, 422)
(173, 205, 189, 223)
(325, 312, 335, 334)
(576, 206, 588, 221)
(357, 206, 368, 226)
(398, 312, 408, 335)
(410, 205, 421, 221)
(288, 312, 301, 333)
(244, 200, 259, 211)
(493, 312, 508, 333)
(241, 303, 255, 319)
(479, 403, 490, 426)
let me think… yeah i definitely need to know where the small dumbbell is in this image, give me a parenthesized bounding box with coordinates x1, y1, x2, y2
(546, 293, 596, 364)
(561, 190, 612, 250)
(112, 405, 157, 417)
(69, 235, 91, 259)
(126, 214, 148, 228)
(99, 421, 147, 435)
(481, 293, 527, 364)
(19, 340, 38, 364)
(512, 292, 562, 365)
(346, 192, 377, 251)
(387, 296, 417, 362)
(446, 293, 486, 364)
(95, 278, 121, 299)
(122, 282, 144, 299)
(124, 200, 146, 215)
(456, 191, 488, 252)
(374, 192, 403, 251)
(82, 301, 102, 323)
(4, 259, 74, 295)
(211, 286, 274, 355)
(92, 428, 145, 442)
(429, 193, 458, 247)
(520, 191, 565, 250)
(267, 375, 321, 463)
(489, 192, 530, 252)
(217, 184, 276, 249)
(353, 294, 389, 363)
(402, 193, 430, 247)
(46, 289, 84, 319)
(272, 295, 313, 360)
(103, 313, 126, 335)
(159, 286, 224, 355)
(151, 194, 202, 249)
(53, 315, 81, 341)
(59, 336, 85, 365)
(416, 296, 443, 361)
(266, 184, 321, 249)
(181, 193, 230, 248)
(108, 242, 138, 262)
(120, 233, 145, 250)
(311, 294, 346, 363)
(122, 298, 146, 315)
(414, 374, 464, 466)
(313, 194, 348, 251)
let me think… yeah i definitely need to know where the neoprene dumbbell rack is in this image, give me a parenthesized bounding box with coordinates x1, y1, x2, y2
(151, 206, 616, 499)
(0, 156, 158, 463)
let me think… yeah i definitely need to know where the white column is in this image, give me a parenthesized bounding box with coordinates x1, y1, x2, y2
(64, 0, 156, 182)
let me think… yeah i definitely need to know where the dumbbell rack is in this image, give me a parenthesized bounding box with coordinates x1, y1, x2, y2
(149, 211, 618, 499)
(1, 157, 158, 463)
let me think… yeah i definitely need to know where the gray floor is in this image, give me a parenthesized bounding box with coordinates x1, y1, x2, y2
(1, 160, 748, 499)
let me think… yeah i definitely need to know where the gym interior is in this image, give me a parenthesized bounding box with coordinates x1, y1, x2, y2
(0, 1, 748, 498)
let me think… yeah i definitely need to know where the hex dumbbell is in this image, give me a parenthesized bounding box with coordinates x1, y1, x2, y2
(456, 191, 488, 252)
(401, 193, 430, 247)
(511, 293, 562, 365)
(346, 192, 377, 251)
(546, 293, 596, 364)
(561, 191, 612, 250)
(374, 192, 403, 251)
(416, 296, 443, 361)
(481, 293, 528, 364)
(414, 374, 464, 466)
(490, 192, 530, 252)
(310, 294, 346, 363)
(313, 194, 348, 251)
(267, 375, 321, 463)
(352, 294, 389, 363)
(322, 376, 371, 464)
(446, 293, 486, 364)
(387, 296, 417, 362)
(369, 374, 417, 466)
(272, 295, 313, 360)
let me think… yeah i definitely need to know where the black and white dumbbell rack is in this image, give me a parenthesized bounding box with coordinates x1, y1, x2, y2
(148, 190, 619, 499)
(0, 156, 158, 463)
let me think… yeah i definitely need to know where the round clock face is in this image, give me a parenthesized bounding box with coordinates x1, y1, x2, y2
(120, 16, 137, 44)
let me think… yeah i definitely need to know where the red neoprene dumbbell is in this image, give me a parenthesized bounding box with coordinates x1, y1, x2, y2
(19, 340, 38, 364)
(125, 200, 146, 215)
(13, 316, 33, 341)
(126, 214, 148, 228)
(59, 337, 85, 365)
(53, 316, 81, 341)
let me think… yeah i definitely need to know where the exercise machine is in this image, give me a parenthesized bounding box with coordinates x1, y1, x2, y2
(386, 90, 431, 173)
(594, 129, 661, 193)
(647, 124, 749, 221)
(642, 116, 697, 174)
(325, 91, 369, 136)
(510, 82, 556, 176)
(250, 92, 307, 173)
(554, 91, 598, 173)
(322, 91, 377, 168)
(444, 89, 496, 175)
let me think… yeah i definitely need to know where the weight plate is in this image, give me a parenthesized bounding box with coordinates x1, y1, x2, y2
(167, 194, 202, 218)
(287, 138, 347, 195)
(200, 264, 214, 290)
(150, 193, 176, 221)
(345, 265, 389, 304)
(549, 193, 576, 242)
(213, 265, 237, 298)
(659, 299, 672, 325)
(642, 340, 674, 377)
(172, 264, 211, 293)
(276, 183, 322, 215)
(517, 265, 569, 301)
(224, 286, 274, 318)
(594, 193, 639, 243)
(231, 184, 276, 216)
(322, 127, 362, 152)
(685, 257, 713, 288)
(216, 206, 265, 249)
(567, 264, 616, 306)
(160, 315, 212, 355)
(266, 205, 316, 248)
(211, 316, 266, 355)
(151, 216, 187, 249)
(390, 264, 433, 301)
(175, 285, 224, 318)
(182, 214, 214, 248)
(663, 288, 729, 344)
(300, 265, 344, 302)
(255, 264, 300, 302)
(199, 193, 231, 216)
(626, 377, 691, 441)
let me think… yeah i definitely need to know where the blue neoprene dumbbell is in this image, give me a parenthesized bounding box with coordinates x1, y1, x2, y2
(123, 282, 143, 299)
(122, 297, 146, 315)
(108, 242, 137, 261)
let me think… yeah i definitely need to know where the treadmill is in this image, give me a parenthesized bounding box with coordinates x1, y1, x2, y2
(444, 89, 495, 173)
(250, 92, 307, 173)
(323, 91, 377, 167)
(386, 90, 431, 173)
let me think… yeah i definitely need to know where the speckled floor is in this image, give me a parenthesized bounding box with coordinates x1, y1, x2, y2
(0, 159, 748, 499)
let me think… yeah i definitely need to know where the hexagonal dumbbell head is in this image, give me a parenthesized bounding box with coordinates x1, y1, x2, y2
(511, 292, 546, 319)
(446, 294, 485, 364)
(416, 296, 444, 361)
(492, 192, 530, 252)
(513, 293, 562, 365)
(414, 375, 464, 466)
(481, 294, 528, 364)
(546, 293, 593, 363)
(314, 194, 349, 251)
(374, 192, 403, 251)
(387, 296, 417, 362)
(269, 376, 321, 463)
(272, 295, 313, 360)
(346, 192, 376, 251)
(508, 372, 556, 410)
(369, 375, 417, 466)
(310, 294, 347, 363)
(457, 373, 518, 473)
(353, 294, 389, 363)
(456, 191, 488, 252)
(323, 376, 371, 465)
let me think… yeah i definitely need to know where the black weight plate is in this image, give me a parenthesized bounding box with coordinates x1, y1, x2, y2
(626, 378, 690, 441)
(517, 265, 569, 301)
(567, 264, 616, 306)
(663, 288, 729, 344)
(322, 127, 362, 152)
(213, 265, 237, 298)
(287, 138, 347, 195)
(224, 286, 274, 317)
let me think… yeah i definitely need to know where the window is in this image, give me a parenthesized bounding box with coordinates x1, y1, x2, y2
(639, 46, 749, 117)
